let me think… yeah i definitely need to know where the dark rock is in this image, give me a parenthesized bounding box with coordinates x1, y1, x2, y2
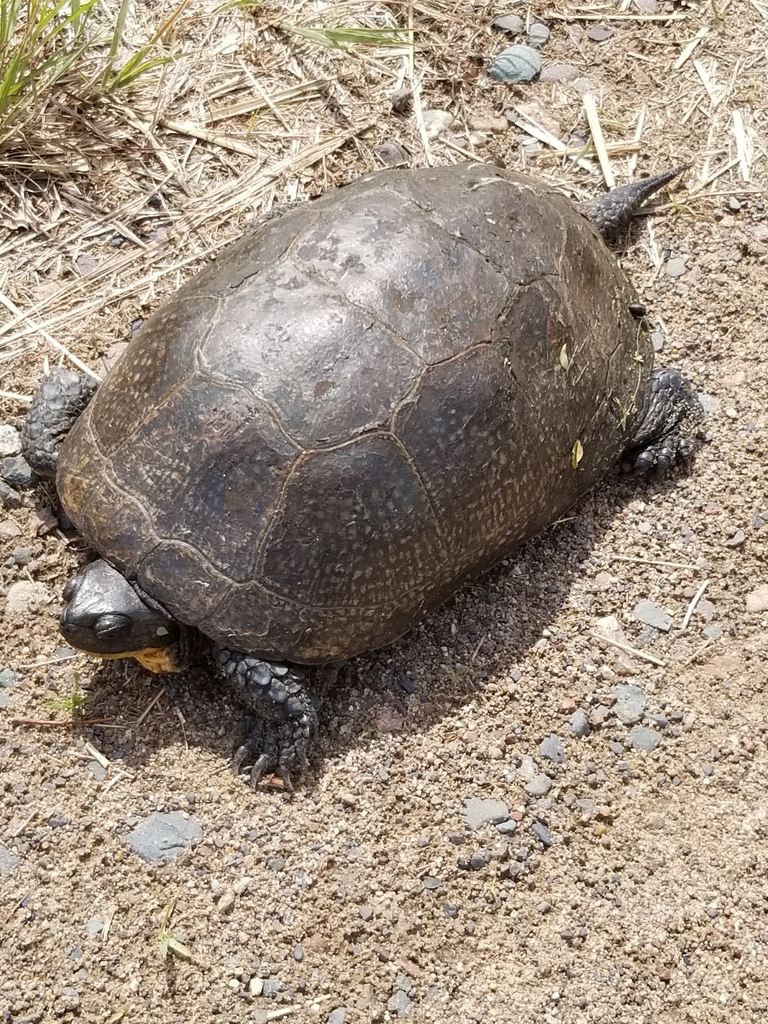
(532, 822, 554, 848)
(2, 455, 37, 490)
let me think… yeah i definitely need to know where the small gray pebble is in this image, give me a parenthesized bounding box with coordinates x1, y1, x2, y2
(448, 832, 465, 845)
(127, 812, 202, 864)
(645, 714, 668, 729)
(587, 24, 613, 41)
(6, 580, 50, 615)
(422, 109, 455, 136)
(0, 669, 18, 688)
(2, 455, 37, 490)
(608, 741, 624, 755)
(612, 683, 646, 725)
(525, 774, 552, 797)
(462, 797, 510, 830)
(328, 1010, 347, 1024)
(388, 990, 413, 1017)
(12, 546, 33, 566)
(262, 979, 283, 999)
(267, 855, 286, 872)
(444, 902, 459, 918)
(422, 875, 442, 891)
(88, 761, 107, 782)
(569, 710, 591, 738)
(702, 624, 723, 639)
(531, 823, 554, 848)
(539, 62, 580, 83)
(489, 45, 542, 84)
(633, 599, 672, 632)
(469, 850, 491, 870)
(493, 13, 524, 34)
(85, 917, 104, 937)
(509, 666, 522, 683)
(527, 22, 550, 48)
(702, 764, 714, 776)
(728, 196, 741, 212)
(665, 256, 687, 278)
(377, 140, 410, 167)
(0, 480, 22, 509)
(539, 734, 565, 764)
(495, 819, 518, 836)
(0, 844, 20, 876)
(397, 675, 416, 694)
(376, 766, 390, 783)
(651, 330, 666, 353)
(629, 726, 661, 753)
(0, 425, 21, 457)
(294, 943, 304, 962)
(725, 529, 746, 548)
(390, 87, 412, 114)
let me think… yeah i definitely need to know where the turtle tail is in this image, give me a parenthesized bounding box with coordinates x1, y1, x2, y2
(582, 164, 689, 240)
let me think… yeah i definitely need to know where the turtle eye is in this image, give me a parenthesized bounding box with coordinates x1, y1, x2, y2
(94, 614, 131, 641)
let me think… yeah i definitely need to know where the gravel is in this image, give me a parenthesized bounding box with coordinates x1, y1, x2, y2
(569, 709, 591, 737)
(612, 684, 646, 725)
(525, 774, 553, 797)
(0, 845, 20, 876)
(633, 599, 673, 632)
(628, 726, 662, 753)
(1, 455, 37, 490)
(0, 425, 21, 457)
(539, 734, 565, 763)
(462, 797, 510, 829)
(126, 812, 203, 864)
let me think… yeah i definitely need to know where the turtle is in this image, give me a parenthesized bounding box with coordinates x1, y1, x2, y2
(22, 161, 702, 788)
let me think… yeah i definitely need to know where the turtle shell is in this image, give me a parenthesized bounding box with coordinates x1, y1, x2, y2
(58, 163, 652, 662)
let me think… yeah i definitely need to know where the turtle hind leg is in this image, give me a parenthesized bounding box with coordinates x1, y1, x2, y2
(217, 649, 317, 791)
(22, 368, 98, 478)
(624, 367, 704, 474)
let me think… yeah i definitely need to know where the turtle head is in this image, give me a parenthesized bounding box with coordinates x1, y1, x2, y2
(60, 559, 183, 673)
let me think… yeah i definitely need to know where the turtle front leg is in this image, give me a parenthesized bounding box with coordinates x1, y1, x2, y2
(217, 649, 317, 791)
(22, 368, 99, 477)
(624, 367, 704, 474)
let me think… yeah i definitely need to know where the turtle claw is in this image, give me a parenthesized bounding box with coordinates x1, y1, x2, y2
(231, 719, 305, 792)
(222, 651, 317, 789)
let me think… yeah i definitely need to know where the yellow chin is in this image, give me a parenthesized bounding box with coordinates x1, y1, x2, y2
(73, 647, 181, 673)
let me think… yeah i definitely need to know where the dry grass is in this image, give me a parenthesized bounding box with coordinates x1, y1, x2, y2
(0, 0, 764, 409)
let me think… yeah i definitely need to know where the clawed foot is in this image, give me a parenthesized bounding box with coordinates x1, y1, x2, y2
(624, 367, 703, 474)
(218, 649, 317, 790)
(231, 715, 312, 792)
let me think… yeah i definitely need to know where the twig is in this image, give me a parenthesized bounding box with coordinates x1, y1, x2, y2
(590, 632, 667, 667)
(11, 717, 108, 727)
(83, 740, 109, 769)
(608, 555, 703, 570)
(582, 93, 614, 187)
(681, 579, 710, 631)
(546, 11, 689, 19)
(679, 638, 715, 668)
(135, 687, 167, 727)
(672, 26, 709, 70)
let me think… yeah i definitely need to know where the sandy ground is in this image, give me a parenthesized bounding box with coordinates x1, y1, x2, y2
(1, 1, 767, 1022)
